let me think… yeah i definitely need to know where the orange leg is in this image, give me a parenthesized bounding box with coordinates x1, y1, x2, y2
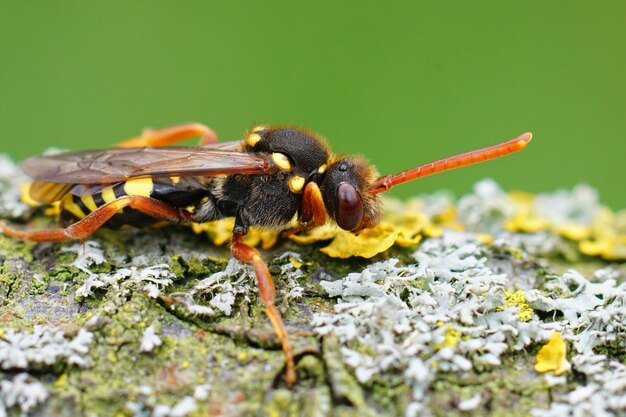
(283, 182, 327, 237)
(0, 196, 191, 242)
(116, 122, 218, 148)
(230, 231, 297, 385)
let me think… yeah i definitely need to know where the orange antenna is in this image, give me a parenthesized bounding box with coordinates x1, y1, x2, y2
(369, 132, 532, 195)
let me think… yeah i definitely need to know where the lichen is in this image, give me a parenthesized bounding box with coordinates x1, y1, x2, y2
(0, 152, 624, 417)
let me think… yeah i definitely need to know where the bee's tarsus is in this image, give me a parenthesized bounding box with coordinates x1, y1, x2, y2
(230, 231, 297, 385)
(233, 212, 249, 236)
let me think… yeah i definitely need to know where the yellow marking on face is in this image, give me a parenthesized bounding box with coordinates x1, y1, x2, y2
(101, 187, 117, 204)
(123, 178, 154, 198)
(252, 125, 267, 133)
(171, 176, 181, 185)
(289, 175, 305, 193)
(247, 133, 262, 147)
(318, 164, 327, 174)
(272, 153, 292, 171)
(62, 194, 86, 219)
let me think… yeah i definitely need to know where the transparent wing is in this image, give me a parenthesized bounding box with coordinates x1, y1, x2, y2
(22, 146, 277, 184)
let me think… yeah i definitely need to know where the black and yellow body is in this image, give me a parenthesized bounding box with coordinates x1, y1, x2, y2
(1, 122, 531, 385)
(58, 176, 208, 228)
(41, 126, 377, 235)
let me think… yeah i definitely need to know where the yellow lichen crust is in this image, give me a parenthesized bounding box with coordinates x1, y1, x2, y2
(534, 332, 571, 375)
(434, 325, 461, 349)
(191, 218, 281, 250)
(186, 184, 626, 260)
(2, 170, 626, 417)
(502, 290, 534, 322)
(320, 226, 399, 259)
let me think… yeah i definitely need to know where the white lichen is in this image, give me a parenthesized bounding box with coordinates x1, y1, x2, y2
(458, 393, 482, 411)
(61, 240, 106, 274)
(0, 326, 94, 370)
(313, 229, 626, 416)
(75, 264, 174, 300)
(151, 396, 197, 417)
(0, 153, 34, 220)
(456, 179, 516, 234)
(0, 148, 623, 417)
(192, 383, 211, 401)
(191, 259, 255, 316)
(188, 252, 308, 317)
(533, 184, 600, 228)
(140, 325, 162, 353)
(0, 373, 48, 415)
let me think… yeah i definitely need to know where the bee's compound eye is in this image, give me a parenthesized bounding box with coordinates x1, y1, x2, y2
(336, 182, 363, 231)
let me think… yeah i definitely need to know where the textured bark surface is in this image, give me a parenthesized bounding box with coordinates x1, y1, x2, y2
(0, 178, 625, 417)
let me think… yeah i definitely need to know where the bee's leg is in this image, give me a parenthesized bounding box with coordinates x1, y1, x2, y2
(230, 230, 297, 385)
(115, 123, 218, 148)
(283, 182, 326, 237)
(0, 196, 191, 242)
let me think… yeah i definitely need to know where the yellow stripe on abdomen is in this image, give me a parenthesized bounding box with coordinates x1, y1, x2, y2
(61, 194, 86, 219)
(101, 187, 118, 204)
(123, 178, 154, 198)
(80, 195, 99, 213)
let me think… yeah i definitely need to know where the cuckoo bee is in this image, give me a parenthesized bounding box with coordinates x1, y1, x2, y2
(0, 123, 532, 384)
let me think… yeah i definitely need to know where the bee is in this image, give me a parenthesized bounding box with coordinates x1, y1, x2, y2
(0, 122, 532, 384)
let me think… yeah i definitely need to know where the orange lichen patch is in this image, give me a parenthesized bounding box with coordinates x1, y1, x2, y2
(555, 224, 591, 241)
(341, 199, 447, 254)
(580, 208, 626, 260)
(191, 219, 280, 250)
(190, 200, 441, 258)
(505, 190, 595, 241)
(580, 236, 626, 261)
(382, 209, 443, 241)
(288, 205, 441, 258)
(475, 233, 494, 244)
(433, 205, 463, 231)
(191, 219, 233, 246)
(504, 203, 549, 234)
(320, 225, 399, 259)
(395, 227, 424, 248)
(385, 197, 460, 232)
(505, 192, 552, 233)
(505, 212, 549, 234)
(534, 332, 570, 375)
(288, 225, 338, 245)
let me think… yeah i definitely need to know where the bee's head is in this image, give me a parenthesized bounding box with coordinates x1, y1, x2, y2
(319, 157, 381, 232)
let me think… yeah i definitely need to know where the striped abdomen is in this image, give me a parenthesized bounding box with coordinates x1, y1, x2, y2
(60, 177, 209, 226)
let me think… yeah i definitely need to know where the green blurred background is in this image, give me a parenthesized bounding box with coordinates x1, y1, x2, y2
(1, 1, 624, 208)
